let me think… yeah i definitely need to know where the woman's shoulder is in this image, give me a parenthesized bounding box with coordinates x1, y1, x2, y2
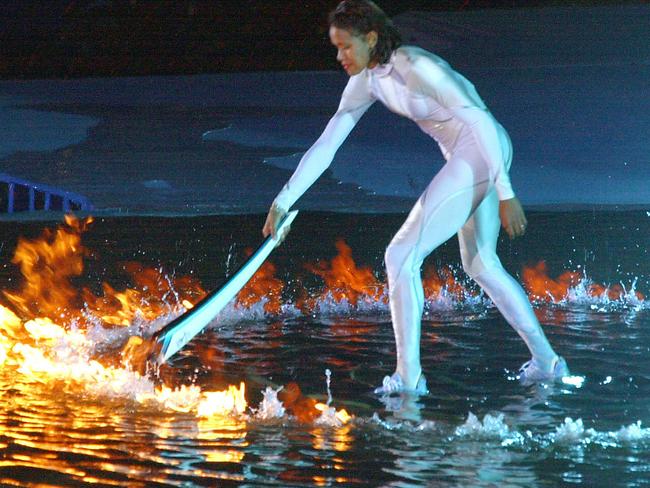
(394, 45, 430, 59)
(393, 46, 452, 75)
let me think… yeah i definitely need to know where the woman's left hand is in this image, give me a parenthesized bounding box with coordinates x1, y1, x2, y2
(262, 203, 288, 241)
(499, 197, 527, 239)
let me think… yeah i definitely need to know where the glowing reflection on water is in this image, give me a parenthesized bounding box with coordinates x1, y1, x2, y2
(0, 212, 648, 486)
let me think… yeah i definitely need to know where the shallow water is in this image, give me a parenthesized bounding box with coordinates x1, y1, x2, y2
(0, 210, 649, 487)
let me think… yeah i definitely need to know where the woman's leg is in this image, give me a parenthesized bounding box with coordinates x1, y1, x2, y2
(458, 188, 560, 370)
(383, 155, 489, 390)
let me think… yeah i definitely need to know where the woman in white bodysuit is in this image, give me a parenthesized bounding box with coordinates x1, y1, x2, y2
(263, 0, 569, 394)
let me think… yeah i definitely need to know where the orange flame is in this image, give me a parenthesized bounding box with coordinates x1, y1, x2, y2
(278, 382, 351, 425)
(2, 216, 205, 330)
(304, 239, 385, 306)
(197, 382, 247, 417)
(0, 215, 207, 377)
(0, 217, 365, 426)
(0, 299, 249, 420)
(83, 262, 205, 327)
(3, 216, 93, 321)
(422, 265, 472, 301)
(521, 262, 580, 302)
(236, 253, 284, 314)
(522, 261, 645, 302)
(0, 216, 250, 424)
(314, 402, 352, 425)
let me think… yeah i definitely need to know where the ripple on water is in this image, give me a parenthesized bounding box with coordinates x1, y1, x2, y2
(1, 211, 649, 486)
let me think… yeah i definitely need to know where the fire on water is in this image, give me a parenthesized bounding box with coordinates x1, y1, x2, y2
(0, 216, 353, 424)
(0, 216, 644, 426)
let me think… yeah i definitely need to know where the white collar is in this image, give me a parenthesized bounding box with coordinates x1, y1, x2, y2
(369, 52, 397, 77)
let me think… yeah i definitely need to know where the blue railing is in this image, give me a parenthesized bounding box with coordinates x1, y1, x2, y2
(0, 173, 93, 213)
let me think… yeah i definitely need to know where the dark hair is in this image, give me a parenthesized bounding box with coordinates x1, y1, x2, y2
(328, 0, 402, 65)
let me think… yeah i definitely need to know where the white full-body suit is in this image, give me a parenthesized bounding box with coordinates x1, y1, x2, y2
(273, 46, 558, 389)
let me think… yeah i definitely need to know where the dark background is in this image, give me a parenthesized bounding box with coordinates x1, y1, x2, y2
(1, 0, 645, 79)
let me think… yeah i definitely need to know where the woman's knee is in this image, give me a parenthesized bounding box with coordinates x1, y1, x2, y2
(385, 242, 414, 284)
(461, 247, 502, 280)
(384, 243, 401, 277)
(460, 251, 481, 280)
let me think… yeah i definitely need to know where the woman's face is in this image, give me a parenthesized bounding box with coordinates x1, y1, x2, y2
(329, 26, 377, 76)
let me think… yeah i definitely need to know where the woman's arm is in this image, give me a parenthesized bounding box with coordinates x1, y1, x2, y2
(272, 101, 371, 213)
(449, 106, 515, 201)
(264, 75, 375, 238)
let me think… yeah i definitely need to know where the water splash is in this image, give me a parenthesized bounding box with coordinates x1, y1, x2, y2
(203, 262, 648, 326)
(314, 369, 352, 427)
(562, 375, 586, 388)
(455, 412, 511, 440)
(553, 417, 596, 443)
(613, 421, 650, 443)
(365, 410, 650, 455)
(368, 412, 437, 432)
(561, 277, 646, 311)
(546, 417, 650, 448)
(325, 368, 332, 406)
(251, 386, 286, 420)
(523, 262, 647, 311)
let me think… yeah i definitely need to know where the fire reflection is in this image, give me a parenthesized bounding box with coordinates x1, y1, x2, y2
(310, 425, 354, 484)
(197, 414, 248, 464)
(1, 214, 647, 485)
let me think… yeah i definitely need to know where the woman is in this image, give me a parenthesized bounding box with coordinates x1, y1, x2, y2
(263, 0, 568, 394)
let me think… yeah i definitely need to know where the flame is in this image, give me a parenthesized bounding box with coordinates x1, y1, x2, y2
(315, 402, 352, 425)
(521, 262, 581, 302)
(522, 261, 645, 302)
(236, 254, 284, 314)
(301, 240, 475, 310)
(3, 216, 92, 321)
(0, 216, 349, 428)
(134, 382, 248, 417)
(0, 301, 248, 419)
(304, 239, 385, 307)
(2, 216, 205, 328)
(229, 239, 479, 316)
(197, 382, 247, 417)
(235, 239, 388, 315)
(278, 382, 351, 425)
(9, 215, 647, 437)
(0, 216, 248, 426)
(0, 304, 24, 343)
(83, 262, 205, 327)
(422, 265, 473, 301)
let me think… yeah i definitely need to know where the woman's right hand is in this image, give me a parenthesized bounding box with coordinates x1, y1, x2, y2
(262, 203, 287, 240)
(498, 196, 527, 239)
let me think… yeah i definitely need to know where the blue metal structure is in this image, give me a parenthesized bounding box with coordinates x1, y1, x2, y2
(0, 173, 93, 213)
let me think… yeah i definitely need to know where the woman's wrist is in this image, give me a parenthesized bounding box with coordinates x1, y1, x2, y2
(271, 200, 289, 214)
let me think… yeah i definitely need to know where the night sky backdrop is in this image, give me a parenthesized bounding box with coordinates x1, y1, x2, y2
(2, 0, 644, 79)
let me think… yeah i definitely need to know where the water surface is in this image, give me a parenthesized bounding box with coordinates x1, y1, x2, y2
(0, 210, 648, 487)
